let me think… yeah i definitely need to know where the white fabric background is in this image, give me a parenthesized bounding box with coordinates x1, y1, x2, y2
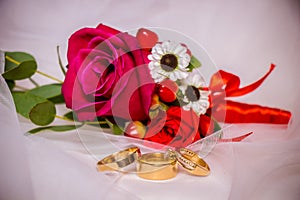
(1, 0, 300, 199)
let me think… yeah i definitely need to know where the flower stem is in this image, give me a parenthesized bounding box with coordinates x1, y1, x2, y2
(5, 55, 20, 65)
(36, 70, 63, 83)
(56, 46, 66, 76)
(29, 77, 39, 87)
(55, 115, 74, 122)
(15, 85, 29, 91)
(85, 121, 108, 125)
(55, 115, 108, 125)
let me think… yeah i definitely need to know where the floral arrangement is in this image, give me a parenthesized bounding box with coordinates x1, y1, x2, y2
(2, 23, 291, 148)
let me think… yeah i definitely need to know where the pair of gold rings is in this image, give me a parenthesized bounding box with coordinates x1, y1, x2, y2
(97, 147, 210, 180)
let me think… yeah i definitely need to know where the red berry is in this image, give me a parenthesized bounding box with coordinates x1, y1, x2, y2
(158, 86, 176, 102)
(136, 28, 158, 50)
(157, 79, 178, 103)
(160, 79, 178, 93)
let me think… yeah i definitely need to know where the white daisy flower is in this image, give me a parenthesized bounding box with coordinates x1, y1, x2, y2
(179, 69, 210, 115)
(148, 41, 191, 83)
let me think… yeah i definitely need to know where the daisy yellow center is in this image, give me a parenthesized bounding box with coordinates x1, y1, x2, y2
(186, 86, 200, 102)
(160, 54, 178, 72)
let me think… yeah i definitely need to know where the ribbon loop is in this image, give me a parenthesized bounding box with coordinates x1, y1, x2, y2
(210, 63, 275, 98)
(209, 64, 291, 124)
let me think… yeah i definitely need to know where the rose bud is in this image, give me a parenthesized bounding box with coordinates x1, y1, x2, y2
(150, 94, 160, 110)
(157, 79, 178, 103)
(124, 121, 146, 139)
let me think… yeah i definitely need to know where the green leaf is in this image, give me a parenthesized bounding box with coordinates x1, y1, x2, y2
(3, 52, 37, 80)
(105, 118, 124, 135)
(64, 111, 76, 121)
(4, 52, 35, 70)
(28, 124, 83, 134)
(3, 60, 37, 80)
(5, 79, 15, 91)
(28, 83, 65, 104)
(12, 91, 56, 126)
(187, 55, 201, 71)
(112, 124, 123, 135)
(29, 101, 56, 126)
(48, 94, 65, 104)
(213, 119, 221, 133)
(29, 84, 62, 99)
(29, 77, 39, 87)
(12, 91, 43, 118)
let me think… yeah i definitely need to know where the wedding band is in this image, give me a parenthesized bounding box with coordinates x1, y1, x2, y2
(172, 148, 210, 176)
(97, 147, 141, 172)
(136, 152, 178, 180)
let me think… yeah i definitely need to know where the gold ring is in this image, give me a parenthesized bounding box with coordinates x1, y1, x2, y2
(97, 147, 141, 172)
(171, 148, 210, 176)
(136, 152, 178, 180)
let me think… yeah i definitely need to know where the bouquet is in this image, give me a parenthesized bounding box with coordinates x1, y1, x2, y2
(2, 23, 292, 149)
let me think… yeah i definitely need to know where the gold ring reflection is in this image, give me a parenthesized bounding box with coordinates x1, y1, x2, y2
(97, 147, 141, 172)
(137, 152, 178, 180)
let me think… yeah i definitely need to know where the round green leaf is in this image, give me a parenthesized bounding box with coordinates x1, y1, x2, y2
(3, 60, 37, 80)
(3, 52, 37, 80)
(5, 52, 35, 67)
(12, 91, 56, 126)
(12, 91, 43, 118)
(4, 52, 35, 71)
(29, 101, 56, 126)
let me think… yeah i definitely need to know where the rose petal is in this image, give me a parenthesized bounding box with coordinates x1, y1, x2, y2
(96, 23, 121, 36)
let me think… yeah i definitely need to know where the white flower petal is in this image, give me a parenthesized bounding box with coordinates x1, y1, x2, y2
(192, 102, 201, 113)
(174, 45, 187, 55)
(148, 55, 154, 61)
(162, 41, 170, 52)
(154, 61, 160, 67)
(172, 70, 183, 80)
(152, 53, 161, 60)
(148, 62, 155, 69)
(192, 74, 201, 86)
(169, 73, 177, 81)
(154, 45, 164, 55)
(179, 58, 190, 68)
(148, 41, 193, 82)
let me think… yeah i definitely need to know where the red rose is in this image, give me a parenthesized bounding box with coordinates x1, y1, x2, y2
(144, 106, 200, 148)
(62, 24, 154, 121)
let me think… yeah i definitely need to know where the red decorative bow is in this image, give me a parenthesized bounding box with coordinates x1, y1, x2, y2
(209, 64, 291, 124)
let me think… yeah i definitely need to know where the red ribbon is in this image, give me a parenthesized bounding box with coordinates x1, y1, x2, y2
(219, 132, 253, 143)
(209, 64, 291, 124)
